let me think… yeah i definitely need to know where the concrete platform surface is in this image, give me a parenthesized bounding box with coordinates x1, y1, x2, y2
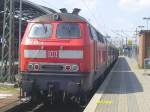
(84, 57, 150, 112)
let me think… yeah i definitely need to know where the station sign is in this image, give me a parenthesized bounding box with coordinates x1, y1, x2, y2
(128, 39, 132, 45)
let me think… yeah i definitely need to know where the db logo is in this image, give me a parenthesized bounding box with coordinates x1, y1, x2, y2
(47, 51, 58, 58)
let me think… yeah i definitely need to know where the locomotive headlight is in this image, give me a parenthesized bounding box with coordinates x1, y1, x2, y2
(28, 64, 34, 71)
(34, 64, 40, 71)
(64, 64, 79, 72)
(72, 64, 79, 72)
(65, 65, 71, 71)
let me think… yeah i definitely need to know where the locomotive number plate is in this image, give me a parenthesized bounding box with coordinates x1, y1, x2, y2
(47, 50, 58, 58)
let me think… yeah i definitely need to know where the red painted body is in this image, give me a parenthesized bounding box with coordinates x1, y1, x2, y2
(20, 22, 108, 73)
(21, 22, 91, 72)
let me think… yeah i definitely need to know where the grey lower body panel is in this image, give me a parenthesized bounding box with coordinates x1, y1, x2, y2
(21, 72, 94, 96)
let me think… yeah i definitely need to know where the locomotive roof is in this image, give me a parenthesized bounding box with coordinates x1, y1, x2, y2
(29, 13, 88, 23)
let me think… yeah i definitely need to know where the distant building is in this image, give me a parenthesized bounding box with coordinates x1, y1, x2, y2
(138, 30, 150, 68)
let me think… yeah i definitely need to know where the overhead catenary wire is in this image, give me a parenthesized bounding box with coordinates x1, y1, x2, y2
(80, 0, 108, 35)
(80, 0, 135, 40)
(37, 0, 134, 46)
(40, 0, 130, 39)
(36, 0, 108, 35)
(80, 0, 123, 37)
(39, 0, 61, 12)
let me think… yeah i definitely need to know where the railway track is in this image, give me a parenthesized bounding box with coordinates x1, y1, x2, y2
(0, 81, 104, 112)
(0, 101, 83, 112)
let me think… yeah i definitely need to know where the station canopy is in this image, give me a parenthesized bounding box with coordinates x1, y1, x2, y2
(0, 0, 56, 37)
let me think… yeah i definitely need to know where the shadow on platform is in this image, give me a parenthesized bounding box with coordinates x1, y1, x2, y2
(97, 57, 143, 94)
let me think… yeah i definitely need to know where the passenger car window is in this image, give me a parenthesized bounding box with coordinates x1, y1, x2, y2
(57, 23, 80, 38)
(29, 24, 52, 38)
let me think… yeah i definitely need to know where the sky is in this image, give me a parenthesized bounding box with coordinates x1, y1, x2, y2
(30, 0, 150, 41)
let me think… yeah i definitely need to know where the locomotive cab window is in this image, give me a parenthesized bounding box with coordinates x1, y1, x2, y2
(56, 23, 80, 38)
(29, 24, 52, 38)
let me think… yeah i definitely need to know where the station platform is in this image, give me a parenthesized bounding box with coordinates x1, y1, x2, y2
(84, 56, 150, 112)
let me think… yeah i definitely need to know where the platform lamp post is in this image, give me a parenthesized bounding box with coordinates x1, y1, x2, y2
(18, 0, 23, 99)
(143, 17, 150, 30)
(138, 25, 144, 31)
(18, 0, 22, 74)
(136, 25, 144, 42)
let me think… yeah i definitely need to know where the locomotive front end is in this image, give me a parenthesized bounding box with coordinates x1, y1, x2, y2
(20, 14, 93, 102)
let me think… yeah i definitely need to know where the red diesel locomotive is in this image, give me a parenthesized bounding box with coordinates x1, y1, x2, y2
(20, 9, 118, 103)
